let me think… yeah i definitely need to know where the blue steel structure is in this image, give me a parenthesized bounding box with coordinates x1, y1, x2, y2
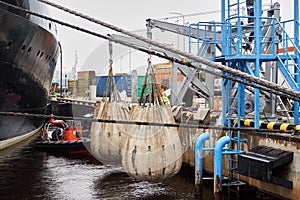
(194, 132, 210, 186)
(213, 136, 231, 196)
(190, 0, 300, 191)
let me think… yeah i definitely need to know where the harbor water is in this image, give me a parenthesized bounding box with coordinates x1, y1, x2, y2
(0, 135, 199, 200)
(0, 135, 283, 200)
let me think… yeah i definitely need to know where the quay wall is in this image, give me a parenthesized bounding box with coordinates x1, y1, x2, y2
(180, 128, 300, 199)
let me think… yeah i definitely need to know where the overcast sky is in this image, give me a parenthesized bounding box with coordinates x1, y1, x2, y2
(47, 0, 294, 77)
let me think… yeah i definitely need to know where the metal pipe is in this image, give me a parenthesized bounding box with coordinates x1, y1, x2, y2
(214, 136, 230, 199)
(294, 0, 300, 124)
(58, 41, 62, 97)
(221, 0, 226, 127)
(254, 0, 262, 128)
(194, 132, 210, 195)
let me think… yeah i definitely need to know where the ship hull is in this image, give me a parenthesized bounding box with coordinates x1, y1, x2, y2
(0, 0, 59, 141)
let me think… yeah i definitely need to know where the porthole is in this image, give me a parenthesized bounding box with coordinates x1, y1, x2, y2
(21, 45, 26, 53)
(6, 40, 12, 50)
(40, 52, 44, 58)
(27, 47, 32, 54)
(37, 50, 40, 57)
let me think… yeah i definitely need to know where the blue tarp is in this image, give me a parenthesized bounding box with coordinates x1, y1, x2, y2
(96, 75, 131, 97)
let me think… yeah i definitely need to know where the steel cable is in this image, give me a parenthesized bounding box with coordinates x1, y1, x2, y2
(0, 0, 298, 134)
(0, 111, 293, 134)
(0, 0, 298, 101)
(37, 0, 300, 101)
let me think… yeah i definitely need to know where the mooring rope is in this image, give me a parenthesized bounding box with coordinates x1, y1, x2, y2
(0, 111, 294, 134)
(0, 0, 298, 101)
(36, 0, 300, 100)
(0, 1, 299, 135)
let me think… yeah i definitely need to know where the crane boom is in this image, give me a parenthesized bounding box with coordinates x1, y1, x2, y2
(109, 34, 211, 106)
(146, 18, 222, 40)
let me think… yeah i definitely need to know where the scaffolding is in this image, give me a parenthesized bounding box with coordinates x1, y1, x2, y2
(190, 0, 300, 193)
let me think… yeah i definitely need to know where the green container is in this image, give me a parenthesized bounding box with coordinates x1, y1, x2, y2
(138, 76, 145, 97)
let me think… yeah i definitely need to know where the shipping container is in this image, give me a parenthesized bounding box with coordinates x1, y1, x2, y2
(96, 75, 131, 97)
(77, 71, 96, 96)
(68, 80, 76, 95)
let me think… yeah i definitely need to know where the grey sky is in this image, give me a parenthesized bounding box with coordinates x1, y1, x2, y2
(49, 0, 222, 74)
(48, 0, 294, 77)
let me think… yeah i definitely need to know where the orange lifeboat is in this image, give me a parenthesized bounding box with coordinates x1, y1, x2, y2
(40, 117, 82, 142)
(35, 116, 93, 160)
(63, 121, 83, 141)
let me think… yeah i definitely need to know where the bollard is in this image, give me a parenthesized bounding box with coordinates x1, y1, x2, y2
(194, 132, 210, 196)
(214, 136, 230, 200)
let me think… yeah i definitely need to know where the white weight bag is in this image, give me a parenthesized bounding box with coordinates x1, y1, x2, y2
(90, 100, 129, 164)
(121, 104, 182, 181)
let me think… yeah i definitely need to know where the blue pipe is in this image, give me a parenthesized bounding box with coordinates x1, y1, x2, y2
(194, 132, 210, 186)
(214, 136, 230, 197)
(294, 0, 299, 124)
(221, 0, 226, 56)
(254, 0, 262, 129)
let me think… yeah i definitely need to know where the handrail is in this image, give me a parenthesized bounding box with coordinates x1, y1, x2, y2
(272, 17, 300, 55)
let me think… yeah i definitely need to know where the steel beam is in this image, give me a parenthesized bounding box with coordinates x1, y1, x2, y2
(146, 18, 222, 40)
(109, 34, 210, 106)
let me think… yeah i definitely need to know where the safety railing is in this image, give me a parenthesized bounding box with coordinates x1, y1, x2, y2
(188, 21, 223, 59)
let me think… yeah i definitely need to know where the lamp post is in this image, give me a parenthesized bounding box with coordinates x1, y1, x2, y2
(169, 12, 185, 52)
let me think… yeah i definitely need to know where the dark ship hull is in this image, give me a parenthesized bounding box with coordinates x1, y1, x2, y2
(0, 0, 59, 142)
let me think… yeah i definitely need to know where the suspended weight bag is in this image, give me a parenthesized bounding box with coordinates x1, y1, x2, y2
(90, 65, 130, 164)
(122, 63, 182, 181)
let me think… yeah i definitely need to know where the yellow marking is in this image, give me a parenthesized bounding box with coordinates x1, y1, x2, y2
(267, 122, 276, 130)
(295, 125, 300, 131)
(244, 120, 252, 127)
(279, 123, 290, 131)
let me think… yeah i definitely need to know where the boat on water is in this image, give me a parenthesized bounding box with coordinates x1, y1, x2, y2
(0, 0, 59, 149)
(35, 117, 91, 156)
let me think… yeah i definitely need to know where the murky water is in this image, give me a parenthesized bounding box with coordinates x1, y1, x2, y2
(0, 135, 283, 200)
(0, 136, 200, 200)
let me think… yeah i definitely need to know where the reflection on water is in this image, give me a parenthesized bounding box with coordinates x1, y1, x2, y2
(0, 135, 281, 200)
(93, 171, 197, 200)
(0, 136, 197, 200)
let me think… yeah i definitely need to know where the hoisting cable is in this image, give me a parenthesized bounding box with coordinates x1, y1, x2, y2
(0, 111, 294, 134)
(107, 36, 298, 100)
(103, 40, 121, 102)
(0, 0, 299, 102)
(36, 0, 300, 101)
